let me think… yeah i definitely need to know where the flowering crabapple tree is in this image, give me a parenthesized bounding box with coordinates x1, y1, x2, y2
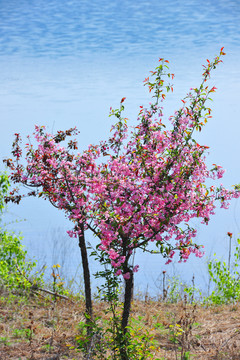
(89, 48, 240, 335)
(4, 49, 240, 345)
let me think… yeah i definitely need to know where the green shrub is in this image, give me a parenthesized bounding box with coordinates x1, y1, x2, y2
(0, 171, 44, 295)
(205, 239, 240, 304)
(0, 228, 43, 293)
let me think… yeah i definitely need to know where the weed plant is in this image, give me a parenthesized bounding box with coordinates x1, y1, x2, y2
(205, 239, 240, 305)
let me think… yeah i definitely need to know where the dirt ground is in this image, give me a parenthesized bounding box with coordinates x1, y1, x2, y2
(0, 292, 240, 360)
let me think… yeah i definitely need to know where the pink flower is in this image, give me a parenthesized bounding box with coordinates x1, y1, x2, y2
(123, 272, 130, 280)
(133, 265, 139, 273)
(108, 249, 119, 260)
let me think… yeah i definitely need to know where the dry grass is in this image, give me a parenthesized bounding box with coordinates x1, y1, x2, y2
(1, 290, 240, 360)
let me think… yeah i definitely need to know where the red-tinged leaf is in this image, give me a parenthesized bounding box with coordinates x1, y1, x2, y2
(159, 58, 163, 62)
(221, 47, 224, 52)
(181, 100, 186, 104)
(210, 86, 217, 92)
(120, 97, 126, 103)
(165, 60, 169, 63)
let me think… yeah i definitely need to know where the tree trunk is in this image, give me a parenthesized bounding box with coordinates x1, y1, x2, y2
(119, 269, 134, 360)
(121, 270, 134, 333)
(78, 228, 92, 320)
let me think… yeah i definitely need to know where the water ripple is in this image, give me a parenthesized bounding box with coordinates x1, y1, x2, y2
(0, 0, 239, 59)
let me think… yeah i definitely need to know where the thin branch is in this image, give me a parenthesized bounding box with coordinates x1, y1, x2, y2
(15, 263, 75, 303)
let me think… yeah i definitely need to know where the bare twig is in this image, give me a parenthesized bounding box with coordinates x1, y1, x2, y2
(15, 263, 75, 303)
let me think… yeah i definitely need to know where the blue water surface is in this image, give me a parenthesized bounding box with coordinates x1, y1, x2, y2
(0, 0, 240, 295)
